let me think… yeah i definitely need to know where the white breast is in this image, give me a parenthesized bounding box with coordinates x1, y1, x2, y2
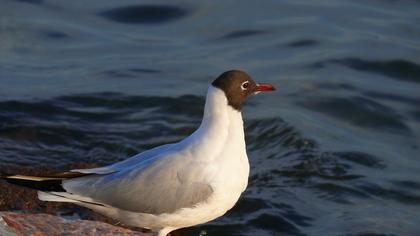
(142, 86, 250, 230)
(210, 105, 250, 209)
(177, 87, 250, 222)
(185, 86, 249, 194)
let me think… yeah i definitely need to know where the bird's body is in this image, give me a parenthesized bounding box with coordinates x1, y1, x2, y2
(1, 70, 274, 236)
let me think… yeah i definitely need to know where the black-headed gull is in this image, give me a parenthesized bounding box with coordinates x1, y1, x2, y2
(2, 70, 275, 236)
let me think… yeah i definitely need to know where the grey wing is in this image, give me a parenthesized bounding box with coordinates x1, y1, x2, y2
(70, 143, 176, 175)
(63, 154, 214, 215)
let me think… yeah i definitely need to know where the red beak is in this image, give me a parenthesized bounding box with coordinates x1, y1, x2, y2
(255, 83, 275, 92)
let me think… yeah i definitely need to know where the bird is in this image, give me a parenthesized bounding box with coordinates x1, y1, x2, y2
(1, 70, 275, 236)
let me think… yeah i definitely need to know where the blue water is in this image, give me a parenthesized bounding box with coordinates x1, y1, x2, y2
(1, 0, 420, 235)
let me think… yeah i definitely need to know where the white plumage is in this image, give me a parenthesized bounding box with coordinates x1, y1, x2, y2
(39, 86, 250, 236)
(4, 70, 275, 236)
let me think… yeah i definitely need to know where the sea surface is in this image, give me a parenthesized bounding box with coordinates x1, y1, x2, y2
(1, 0, 420, 235)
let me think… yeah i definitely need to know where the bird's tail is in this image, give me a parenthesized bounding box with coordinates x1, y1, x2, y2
(37, 191, 79, 203)
(0, 171, 90, 192)
(1, 171, 107, 208)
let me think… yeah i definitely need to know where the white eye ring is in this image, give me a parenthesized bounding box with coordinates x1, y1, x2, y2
(241, 81, 250, 90)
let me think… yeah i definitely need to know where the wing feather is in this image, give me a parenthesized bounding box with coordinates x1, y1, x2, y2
(63, 147, 214, 215)
(70, 143, 176, 175)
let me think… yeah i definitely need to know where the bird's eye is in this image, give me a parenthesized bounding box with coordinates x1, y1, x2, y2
(241, 81, 250, 90)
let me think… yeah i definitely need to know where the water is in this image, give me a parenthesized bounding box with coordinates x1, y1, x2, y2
(1, 0, 420, 235)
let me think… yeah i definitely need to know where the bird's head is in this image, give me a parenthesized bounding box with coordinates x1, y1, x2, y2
(212, 70, 275, 110)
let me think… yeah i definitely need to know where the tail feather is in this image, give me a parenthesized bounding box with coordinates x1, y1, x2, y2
(37, 191, 78, 203)
(1, 171, 107, 206)
(1, 172, 91, 192)
(3, 176, 66, 191)
(38, 191, 107, 207)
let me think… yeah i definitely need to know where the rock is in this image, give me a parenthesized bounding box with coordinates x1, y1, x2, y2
(0, 212, 151, 236)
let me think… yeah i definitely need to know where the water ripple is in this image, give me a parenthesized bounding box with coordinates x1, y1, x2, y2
(221, 30, 266, 40)
(317, 58, 420, 83)
(98, 5, 189, 24)
(298, 96, 411, 133)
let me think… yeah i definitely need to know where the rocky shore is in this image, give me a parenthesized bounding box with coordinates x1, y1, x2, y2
(0, 164, 151, 236)
(0, 212, 150, 236)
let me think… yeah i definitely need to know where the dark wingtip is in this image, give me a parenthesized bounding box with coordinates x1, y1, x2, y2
(4, 178, 66, 192)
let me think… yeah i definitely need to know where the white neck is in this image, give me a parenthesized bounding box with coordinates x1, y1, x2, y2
(202, 86, 230, 124)
(181, 86, 245, 159)
(201, 85, 244, 132)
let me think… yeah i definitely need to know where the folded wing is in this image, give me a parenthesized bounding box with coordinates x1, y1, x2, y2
(63, 147, 214, 215)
